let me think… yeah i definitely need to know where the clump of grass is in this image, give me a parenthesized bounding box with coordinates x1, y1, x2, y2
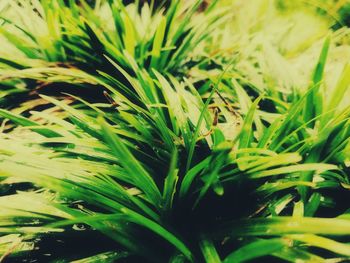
(1, 0, 350, 262)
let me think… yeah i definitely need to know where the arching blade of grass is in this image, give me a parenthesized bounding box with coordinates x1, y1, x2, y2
(217, 216, 350, 238)
(303, 36, 330, 128)
(99, 117, 162, 209)
(286, 234, 350, 256)
(198, 234, 221, 263)
(162, 151, 179, 211)
(223, 238, 288, 263)
(0, 109, 61, 137)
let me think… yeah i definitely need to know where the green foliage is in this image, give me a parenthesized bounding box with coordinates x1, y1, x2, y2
(1, 0, 350, 262)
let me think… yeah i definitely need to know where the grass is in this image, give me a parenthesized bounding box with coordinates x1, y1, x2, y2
(1, 0, 350, 262)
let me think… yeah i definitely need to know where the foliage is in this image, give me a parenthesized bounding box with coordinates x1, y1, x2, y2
(1, 0, 350, 262)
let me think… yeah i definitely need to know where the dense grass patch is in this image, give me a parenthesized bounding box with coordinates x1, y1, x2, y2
(1, 0, 350, 262)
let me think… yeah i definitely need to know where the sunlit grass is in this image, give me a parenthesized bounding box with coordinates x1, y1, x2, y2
(1, 0, 350, 262)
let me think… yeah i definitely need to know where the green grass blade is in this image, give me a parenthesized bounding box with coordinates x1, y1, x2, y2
(99, 117, 162, 208)
(223, 238, 286, 263)
(199, 234, 221, 263)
